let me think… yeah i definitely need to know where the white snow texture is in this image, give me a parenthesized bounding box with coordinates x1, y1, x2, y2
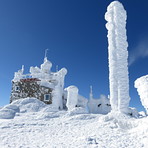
(105, 1, 130, 113)
(0, 97, 148, 148)
(135, 75, 148, 114)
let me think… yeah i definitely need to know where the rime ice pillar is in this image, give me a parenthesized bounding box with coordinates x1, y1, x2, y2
(135, 75, 148, 114)
(52, 68, 67, 110)
(105, 1, 130, 113)
(66, 86, 78, 110)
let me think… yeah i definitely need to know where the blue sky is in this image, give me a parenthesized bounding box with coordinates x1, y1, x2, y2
(0, 0, 148, 111)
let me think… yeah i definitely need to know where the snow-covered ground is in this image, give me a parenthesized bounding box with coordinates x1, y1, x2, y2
(0, 98, 148, 148)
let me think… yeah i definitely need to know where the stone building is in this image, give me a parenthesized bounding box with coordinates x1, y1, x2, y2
(10, 56, 88, 110)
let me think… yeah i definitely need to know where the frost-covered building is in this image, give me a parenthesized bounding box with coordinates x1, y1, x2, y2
(10, 56, 87, 110)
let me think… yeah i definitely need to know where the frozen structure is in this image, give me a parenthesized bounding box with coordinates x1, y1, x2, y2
(10, 55, 87, 110)
(87, 86, 111, 114)
(105, 1, 130, 114)
(64, 88, 88, 110)
(66, 86, 78, 110)
(135, 75, 148, 114)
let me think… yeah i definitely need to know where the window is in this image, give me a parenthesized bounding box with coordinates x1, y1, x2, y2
(44, 94, 51, 101)
(15, 86, 20, 92)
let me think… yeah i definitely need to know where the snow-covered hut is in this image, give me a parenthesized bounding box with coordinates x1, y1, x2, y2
(10, 56, 67, 109)
(10, 56, 88, 110)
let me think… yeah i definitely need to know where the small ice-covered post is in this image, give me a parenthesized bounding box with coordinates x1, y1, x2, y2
(105, 1, 130, 113)
(135, 75, 148, 114)
(89, 85, 93, 100)
(66, 86, 78, 110)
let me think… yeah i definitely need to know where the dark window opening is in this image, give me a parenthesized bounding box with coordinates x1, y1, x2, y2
(44, 94, 51, 101)
(15, 86, 20, 92)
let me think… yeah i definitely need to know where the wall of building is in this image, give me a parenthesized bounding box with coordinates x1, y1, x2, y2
(10, 79, 52, 104)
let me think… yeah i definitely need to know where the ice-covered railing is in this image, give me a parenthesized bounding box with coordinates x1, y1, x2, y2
(135, 75, 148, 114)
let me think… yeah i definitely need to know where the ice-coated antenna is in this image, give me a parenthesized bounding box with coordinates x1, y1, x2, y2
(21, 65, 24, 73)
(56, 65, 59, 72)
(44, 48, 49, 59)
(89, 85, 93, 99)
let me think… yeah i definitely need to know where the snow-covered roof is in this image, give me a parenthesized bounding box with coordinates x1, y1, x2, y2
(12, 58, 67, 89)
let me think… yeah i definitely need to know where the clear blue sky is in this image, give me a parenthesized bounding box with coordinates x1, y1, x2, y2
(0, 0, 148, 111)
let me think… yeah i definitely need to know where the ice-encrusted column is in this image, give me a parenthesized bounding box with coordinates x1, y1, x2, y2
(52, 68, 67, 110)
(135, 75, 148, 114)
(105, 1, 130, 113)
(66, 85, 78, 110)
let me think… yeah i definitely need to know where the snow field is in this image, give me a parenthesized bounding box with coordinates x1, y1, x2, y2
(0, 98, 147, 148)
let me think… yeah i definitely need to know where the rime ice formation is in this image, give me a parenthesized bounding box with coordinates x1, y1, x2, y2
(40, 57, 52, 74)
(135, 75, 148, 114)
(87, 86, 111, 114)
(88, 94, 111, 114)
(66, 86, 79, 110)
(52, 68, 67, 110)
(105, 1, 130, 114)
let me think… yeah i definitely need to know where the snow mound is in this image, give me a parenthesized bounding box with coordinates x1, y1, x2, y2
(12, 97, 46, 113)
(0, 108, 16, 119)
(40, 105, 59, 113)
(66, 107, 88, 116)
(0, 104, 19, 119)
(3, 104, 20, 113)
(37, 105, 66, 119)
(99, 111, 138, 129)
(0, 98, 47, 119)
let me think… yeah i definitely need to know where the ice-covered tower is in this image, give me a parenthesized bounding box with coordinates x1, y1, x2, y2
(135, 75, 148, 114)
(105, 1, 130, 113)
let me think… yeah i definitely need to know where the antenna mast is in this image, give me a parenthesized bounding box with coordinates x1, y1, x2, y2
(89, 85, 93, 100)
(44, 49, 49, 60)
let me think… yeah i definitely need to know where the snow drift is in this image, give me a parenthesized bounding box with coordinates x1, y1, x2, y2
(0, 98, 46, 119)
